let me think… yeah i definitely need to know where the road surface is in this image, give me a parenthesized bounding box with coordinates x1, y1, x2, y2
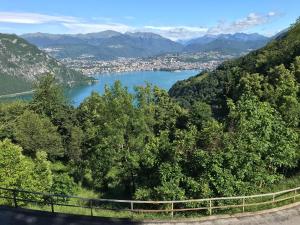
(1, 203, 300, 225)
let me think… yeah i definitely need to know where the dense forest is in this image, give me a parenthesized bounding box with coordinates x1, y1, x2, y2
(1, 19, 300, 203)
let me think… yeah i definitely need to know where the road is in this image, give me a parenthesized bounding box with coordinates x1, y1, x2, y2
(1, 203, 300, 225)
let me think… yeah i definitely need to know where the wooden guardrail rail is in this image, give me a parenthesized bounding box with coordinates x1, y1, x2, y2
(0, 186, 299, 218)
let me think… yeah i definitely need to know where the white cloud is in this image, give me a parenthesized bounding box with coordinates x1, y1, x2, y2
(135, 12, 280, 41)
(0, 12, 78, 24)
(208, 12, 279, 34)
(0, 11, 281, 40)
(141, 26, 208, 41)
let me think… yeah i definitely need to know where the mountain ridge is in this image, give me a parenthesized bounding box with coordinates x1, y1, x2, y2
(0, 33, 90, 96)
(22, 31, 183, 60)
(21, 31, 270, 59)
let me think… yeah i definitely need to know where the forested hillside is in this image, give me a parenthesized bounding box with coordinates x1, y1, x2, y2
(169, 19, 300, 115)
(0, 33, 90, 96)
(0, 20, 300, 205)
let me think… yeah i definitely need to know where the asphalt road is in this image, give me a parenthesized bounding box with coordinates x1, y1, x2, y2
(1, 203, 300, 225)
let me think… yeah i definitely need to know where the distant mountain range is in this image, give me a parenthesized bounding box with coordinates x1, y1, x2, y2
(183, 33, 270, 54)
(0, 33, 89, 96)
(22, 31, 270, 60)
(21, 31, 183, 60)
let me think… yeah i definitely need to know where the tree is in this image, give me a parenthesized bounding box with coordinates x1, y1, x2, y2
(226, 95, 298, 190)
(0, 139, 29, 189)
(66, 126, 83, 162)
(51, 172, 76, 202)
(14, 110, 64, 159)
(0, 139, 52, 204)
(0, 101, 28, 140)
(30, 74, 78, 154)
(190, 101, 212, 130)
(31, 74, 68, 119)
(269, 64, 300, 127)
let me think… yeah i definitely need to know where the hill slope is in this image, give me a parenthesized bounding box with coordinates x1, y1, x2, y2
(0, 33, 89, 96)
(169, 21, 300, 111)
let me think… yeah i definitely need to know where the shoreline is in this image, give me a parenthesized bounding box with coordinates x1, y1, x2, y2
(86, 68, 200, 77)
(0, 90, 34, 99)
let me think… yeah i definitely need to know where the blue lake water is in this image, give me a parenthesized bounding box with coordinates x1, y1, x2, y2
(67, 70, 199, 105)
(1, 70, 198, 105)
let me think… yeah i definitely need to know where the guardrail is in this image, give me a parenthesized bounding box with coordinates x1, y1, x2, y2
(0, 186, 299, 218)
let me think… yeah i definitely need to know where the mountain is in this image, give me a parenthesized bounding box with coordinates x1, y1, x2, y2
(22, 31, 183, 60)
(183, 33, 269, 55)
(169, 22, 300, 111)
(22, 31, 270, 60)
(0, 33, 89, 96)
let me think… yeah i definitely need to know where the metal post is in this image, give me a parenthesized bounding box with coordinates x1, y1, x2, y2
(242, 198, 245, 212)
(130, 202, 134, 219)
(294, 190, 297, 202)
(90, 200, 93, 216)
(130, 202, 134, 211)
(51, 197, 54, 213)
(272, 193, 275, 206)
(209, 200, 212, 215)
(13, 190, 18, 208)
(171, 202, 174, 218)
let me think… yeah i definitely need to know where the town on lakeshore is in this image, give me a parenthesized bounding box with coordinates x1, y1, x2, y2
(57, 52, 236, 75)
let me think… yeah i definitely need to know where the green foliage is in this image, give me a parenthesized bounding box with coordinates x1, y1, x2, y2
(1, 21, 300, 205)
(14, 110, 64, 159)
(0, 101, 28, 140)
(190, 101, 213, 129)
(0, 139, 52, 204)
(51, 173, 76, 199)
(0, 33, 89, 96)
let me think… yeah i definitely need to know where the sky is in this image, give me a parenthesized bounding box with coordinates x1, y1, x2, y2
(0, 0, 299, 40)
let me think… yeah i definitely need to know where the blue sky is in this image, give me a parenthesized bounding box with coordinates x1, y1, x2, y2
(0, 0, 299, 40)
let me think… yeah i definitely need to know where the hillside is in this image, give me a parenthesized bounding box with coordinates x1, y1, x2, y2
(21, 31, 183, 60)
(0, 33, 89, 96)
(169, 20, 300, 113)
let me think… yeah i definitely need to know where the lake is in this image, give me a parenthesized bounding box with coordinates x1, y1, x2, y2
(1, 70, 198, 105)
(67, 70, 199, 105)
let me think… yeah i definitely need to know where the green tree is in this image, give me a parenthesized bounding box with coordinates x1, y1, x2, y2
(0, 139, 52, 204)
(190, 101, 212, 130)
(269, 64, 300, 127)
(0, 101, 28, 140)
(14, 110, 64, 159)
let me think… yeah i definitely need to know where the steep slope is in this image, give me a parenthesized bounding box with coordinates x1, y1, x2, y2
(0, 33, 89, 95)
(22, 31, 183, 60)
(169, 22, 300, 109)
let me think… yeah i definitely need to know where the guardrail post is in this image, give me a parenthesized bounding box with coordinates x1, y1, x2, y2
(13, 190, 18, 208)
(130, 202, 134, 218)
(242, 198, 245, 212)
(50, 196, 54, 213)
(294, 189, 297, 202)
(171, 202, 174, 218)
(272, 193, 275, 206)
(90, 200, 93, 216)
(130, 201, 134, 211)
(209, 200, 212, 216)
